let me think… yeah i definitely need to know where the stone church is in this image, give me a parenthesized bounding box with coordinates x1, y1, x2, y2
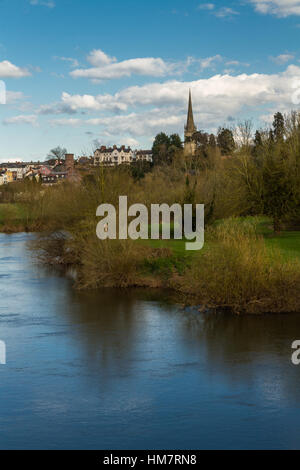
(184, 90, 198, 156)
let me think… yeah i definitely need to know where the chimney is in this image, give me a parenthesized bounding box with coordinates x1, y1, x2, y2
(65, 153, 74, 172)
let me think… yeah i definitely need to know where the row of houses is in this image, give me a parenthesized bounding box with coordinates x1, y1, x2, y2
(93, 146, 152, 166)
(0, 163, 30, 185)
(0, 154, 79, 186)
(0, 146, 153, 186)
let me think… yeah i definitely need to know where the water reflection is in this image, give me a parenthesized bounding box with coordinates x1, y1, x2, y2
(0, 233, 300, 449)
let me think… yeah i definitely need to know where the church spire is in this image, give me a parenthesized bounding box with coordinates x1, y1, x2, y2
(185, 89, 196, 133)
(184, 89, 197, 156)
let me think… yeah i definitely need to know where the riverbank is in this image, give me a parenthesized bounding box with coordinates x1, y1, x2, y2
(28, 217, 300, 315)
(1, 197, 300, 315)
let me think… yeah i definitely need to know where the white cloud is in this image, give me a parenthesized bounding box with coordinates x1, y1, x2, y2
(50, 111, 183, 139)
(200, 55, 223, 69)
(60, 92, 128, 112)
(70, 49, 178, 80)
(3, 114, 38, 126)
(214, 7, 239, 17)
(87, 49, 117, 66)
(54, 56, 79, 68)
(225, 60, 250, 67)
(197, 4, 239, 18)
(0, 61, 31, 78)
(6, 91, 26, 104)
(63, 65, 300, 111)
(48, 64, 300, 139)
(197, 3, 215, 10)
(249, 1, 300, 17)
(270, 54, 295, 64)
(38, 101, 78, 115)
(122, 137, 139, 147)
(30, 0, 55, 8)
(50, 117, 81, 127)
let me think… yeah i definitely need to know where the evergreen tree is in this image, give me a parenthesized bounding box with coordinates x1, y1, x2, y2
(169, 134, 183, 149)
(152, 133, 171, 165)
(253, 130, 264, 162)
(217, 127, 235, 155)
(254, 130, 262, 148)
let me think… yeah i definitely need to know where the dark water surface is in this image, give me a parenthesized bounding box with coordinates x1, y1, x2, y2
(0, 233, 300, 449)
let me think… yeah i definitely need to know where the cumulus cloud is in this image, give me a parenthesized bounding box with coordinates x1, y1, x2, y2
(47, 64, 300, 139)
(249, 1, 300, 17)
(50, 111, 183, 139)
(61, 65, 300, 111)
(0, 61, 31, 78)
(3, 114, 38, 126)
(59, 92, 128, 113)
(87, 49, 117, 66)
(70, 49, 178, 80)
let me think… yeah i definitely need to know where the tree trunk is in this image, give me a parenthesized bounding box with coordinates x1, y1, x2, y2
(273, 216, 281, 234)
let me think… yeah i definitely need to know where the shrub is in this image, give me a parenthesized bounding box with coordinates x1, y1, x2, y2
(176, 218, 300, 314)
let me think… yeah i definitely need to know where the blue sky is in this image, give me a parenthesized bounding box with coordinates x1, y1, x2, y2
(1, 0, 300, 160)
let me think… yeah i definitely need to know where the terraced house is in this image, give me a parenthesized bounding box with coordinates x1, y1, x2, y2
(94, 146, 153, 166)
(94, 145, 134, 166)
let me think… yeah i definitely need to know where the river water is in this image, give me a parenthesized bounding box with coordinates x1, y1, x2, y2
(0, 233, 300, 449)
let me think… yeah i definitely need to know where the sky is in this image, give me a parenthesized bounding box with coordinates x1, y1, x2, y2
(1, 0, 300, 161)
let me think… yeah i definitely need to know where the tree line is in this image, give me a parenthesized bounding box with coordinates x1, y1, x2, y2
(151, 112, 300, 233)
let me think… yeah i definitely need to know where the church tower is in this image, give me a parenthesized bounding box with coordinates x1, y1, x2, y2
(184, 89, 197, 156)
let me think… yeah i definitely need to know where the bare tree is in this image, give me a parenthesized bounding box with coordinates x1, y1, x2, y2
(237, 120, 253, 150)
(47, 146, 67, 161)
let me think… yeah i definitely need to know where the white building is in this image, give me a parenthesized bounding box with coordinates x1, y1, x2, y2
(9, 166, 27, 179)
(1, 164, 28, 180)
(0, 173, 7, 185)
(94, 146, 134, 166)
(134, 150, 152, 163)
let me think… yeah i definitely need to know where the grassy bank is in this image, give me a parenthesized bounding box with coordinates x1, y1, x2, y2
(173, 218, 300, 314)
(0, 203, 29, 232)
(30, 216, 300, 315)
(1, 171, 300, 314)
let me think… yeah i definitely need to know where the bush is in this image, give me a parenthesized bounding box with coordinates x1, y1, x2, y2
(176, 218, 300, 314)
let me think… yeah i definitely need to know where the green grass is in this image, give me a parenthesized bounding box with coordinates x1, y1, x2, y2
(211, 216, 300, 260)
(264, 232, 300, 259)
(0, 203, 29, 231)
(248, 216, 300, 259)
(0, 203, 26, 223)
(140, 216, 300, 262)
(1, 204, 299, 263)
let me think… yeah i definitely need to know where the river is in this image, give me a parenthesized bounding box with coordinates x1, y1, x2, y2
(0, 233, 300, 449)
